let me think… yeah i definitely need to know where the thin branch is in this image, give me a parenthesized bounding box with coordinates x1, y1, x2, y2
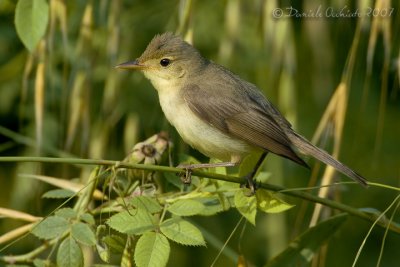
(0, 156, 398, 234)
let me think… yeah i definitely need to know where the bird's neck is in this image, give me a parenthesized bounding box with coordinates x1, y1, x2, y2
(148, 77, 183, 95)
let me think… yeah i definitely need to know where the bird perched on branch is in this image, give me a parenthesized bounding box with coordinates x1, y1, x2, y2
(116, 32, 368, 192)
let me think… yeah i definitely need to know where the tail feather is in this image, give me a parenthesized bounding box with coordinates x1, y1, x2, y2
(288, 132, 368, 187)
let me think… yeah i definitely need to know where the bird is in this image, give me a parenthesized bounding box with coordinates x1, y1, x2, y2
(116, 32, 367, 192)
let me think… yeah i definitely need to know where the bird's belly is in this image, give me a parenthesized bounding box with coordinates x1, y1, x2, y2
(158, 91, 253, 162)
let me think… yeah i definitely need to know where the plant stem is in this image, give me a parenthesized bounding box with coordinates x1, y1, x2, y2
(0, 156, 398, 234)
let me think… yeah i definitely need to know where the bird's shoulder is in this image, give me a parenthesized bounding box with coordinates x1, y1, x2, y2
(185, 62, 292, 128)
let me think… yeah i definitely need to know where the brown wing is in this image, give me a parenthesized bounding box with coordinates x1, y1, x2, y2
(182, 83, 308, 167)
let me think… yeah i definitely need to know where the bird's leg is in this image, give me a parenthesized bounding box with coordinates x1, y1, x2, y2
(177, 152, 268, 194)
(242, 152, 268, 194)
(177, 162, 237, 185)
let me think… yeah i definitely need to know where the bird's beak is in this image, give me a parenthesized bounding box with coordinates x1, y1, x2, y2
(115, 59, 147, 70)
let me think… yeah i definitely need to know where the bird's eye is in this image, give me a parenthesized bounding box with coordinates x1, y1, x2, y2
(160, 58, 171, 67)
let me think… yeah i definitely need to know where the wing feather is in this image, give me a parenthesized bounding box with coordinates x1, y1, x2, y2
(182, 83, 308, 167)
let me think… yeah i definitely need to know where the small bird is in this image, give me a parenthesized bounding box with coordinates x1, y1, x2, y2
(116, 32, 367, 191)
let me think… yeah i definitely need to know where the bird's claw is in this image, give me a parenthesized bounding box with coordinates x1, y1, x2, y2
(241, 174, 257, 196)
(177, 164, 194, 186)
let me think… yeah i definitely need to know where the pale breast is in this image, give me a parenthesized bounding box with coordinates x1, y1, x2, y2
(157, 89, 253, 162)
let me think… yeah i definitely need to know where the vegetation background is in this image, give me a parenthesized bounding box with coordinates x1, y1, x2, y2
(0, 0, 399, 266)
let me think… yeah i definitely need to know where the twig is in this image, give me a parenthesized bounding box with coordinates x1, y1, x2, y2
(0, 156, 398, 234)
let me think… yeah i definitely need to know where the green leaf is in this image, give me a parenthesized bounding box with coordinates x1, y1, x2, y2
(197, 197, 225, 216)
(130, 196, 162, 213)
(234, 189, 257, 225)
(71, 222, 96, 246)
(80, 213, 95, 225)
(32, 216, 69, 240)
(160, 218, 206, 246)
(107, 209, 156, 235)
(96, 243, 110, 263)
(255, 171, 271, 184)
(178, 153, 201, 164)
(57, 236, 83, 267)
(238, 153, 262, 177)
(14, 0, 49, 52)
(208, 158, 227, 175)
(95, 232, 121, 262)
(167, 199, 205, 216)
(42, 189, 75, 199)
(266, 214, 348, 267)
(55, 208, 77, 219)
(256, 189, 294, 213)
(359, 207, 400, 227)
(134, 232, 170, 267)
(121, 237, 133, 267)
(33, 259, 53, 267)
(164, 172, 182, 189)
(102, 235, 126, 253)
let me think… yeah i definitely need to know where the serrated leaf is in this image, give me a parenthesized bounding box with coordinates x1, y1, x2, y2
(130, 196, 162, 213)
(160, 218, 205, 246)
(57, 236, 83, 267)
(55, 208, 77, 219)
(107, 209, 156, 235)
(134, 232, 170, 267)
(32, 216, 69, 240)
(266, 214, 348, 267)
(256, 189, 294, 213)
(80, 213, 95, 225)
(42, 189, 75, 199)
(15, 0, 49, 52)
(167, 199, 205, 216)
(234, 189, 257, 225)
(71, 222, 96, 246)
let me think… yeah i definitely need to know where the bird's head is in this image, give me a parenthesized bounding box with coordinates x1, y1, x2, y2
(116, 32, 208, 86)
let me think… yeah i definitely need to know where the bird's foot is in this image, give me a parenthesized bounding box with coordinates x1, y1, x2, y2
(177, 163, 194, 186)
(177, 162, 236, 186)
(241, 174, 257, 196)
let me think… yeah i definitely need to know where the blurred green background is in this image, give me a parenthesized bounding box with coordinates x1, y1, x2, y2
(0, 0, 399, 266)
